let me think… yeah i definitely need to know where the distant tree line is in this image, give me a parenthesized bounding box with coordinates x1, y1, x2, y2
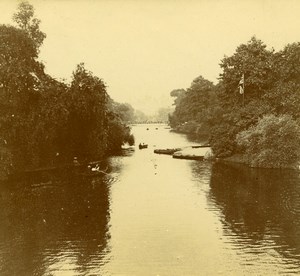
(169, 37, 300, 168)
(113, 102, 172, 123)
(0, 2, 134, 178)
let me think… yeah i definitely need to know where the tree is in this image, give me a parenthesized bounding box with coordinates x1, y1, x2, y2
(263, 43, 300, 118)
(272, 42, 300, 83)
(185, 76, 215, 122)
(0, 3, 134, 178)
(209, 37, 275, 157)
(32, 76, 69, 166)
(0, 25, 45, 170)
(169, 76, 216, 135)
(105, 101, 135, 151)
(170, 89, 186, 106)
(12, 1, 46, 50)
(64, 63, 109, 161)
(237, 114, 300, 168)
(0, 25, 42, 115)
(219, 36, 274, 107)
(112, 102, 135, 122)
(167, 37, 300, 165)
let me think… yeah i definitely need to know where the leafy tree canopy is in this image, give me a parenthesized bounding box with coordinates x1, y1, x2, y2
(112, 102, 135, 122)
(219, 36, 274, 106)
(169, 76, 216, 130)
(237, 114, 300, 168)
(170, 37, 300, 166)
(12, 1, 46, 49)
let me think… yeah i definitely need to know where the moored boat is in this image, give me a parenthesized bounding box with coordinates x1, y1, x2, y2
(154, 148, 181, 155)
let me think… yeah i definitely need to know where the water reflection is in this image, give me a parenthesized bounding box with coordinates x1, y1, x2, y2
(0, 171, 111, 275)
(208, 162, 300, 271)
(2, 125, 300, 275)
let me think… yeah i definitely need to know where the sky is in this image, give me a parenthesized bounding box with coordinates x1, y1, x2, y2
(1, 0, 300, 115)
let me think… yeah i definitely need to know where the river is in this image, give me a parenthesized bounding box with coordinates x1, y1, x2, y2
(0, 124, 300, 275)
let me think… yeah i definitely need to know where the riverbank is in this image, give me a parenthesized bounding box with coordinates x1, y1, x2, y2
(216, 153, 300, 170)
(170, 126, 300, 169)
(217, 154, 248, 165)
(171, 122, 209, 143)
(6, 160, 107, 181)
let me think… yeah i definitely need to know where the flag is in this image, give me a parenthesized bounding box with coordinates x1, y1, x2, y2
(238, 74, 244, 94)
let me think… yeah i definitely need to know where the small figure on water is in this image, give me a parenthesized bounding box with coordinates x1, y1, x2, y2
(73, 157, 80, 166)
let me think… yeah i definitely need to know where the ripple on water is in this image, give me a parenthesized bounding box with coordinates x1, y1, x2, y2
(1, 125, 300, 275)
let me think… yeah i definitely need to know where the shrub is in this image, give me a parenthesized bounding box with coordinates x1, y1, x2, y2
(210, 124, 237, 157)
(236, 114, 300, 168)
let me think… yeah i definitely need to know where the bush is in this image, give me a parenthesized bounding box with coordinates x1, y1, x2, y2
(210, 124, 237, 157)
(236, 114, 300, 168)
(107, 120, 134, 152)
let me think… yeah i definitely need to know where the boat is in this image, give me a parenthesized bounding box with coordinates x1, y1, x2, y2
(77, 166, 109, 177)
(154, 148, 181, 155)
(139, 143, 148, 149)
(172, 146, 212, 161)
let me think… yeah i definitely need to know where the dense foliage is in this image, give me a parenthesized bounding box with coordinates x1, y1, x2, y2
(170, 37, 300, 168)
(169, 77, 217, 140)
(0, 2, 133, 178)
(237, 115, 300, 168)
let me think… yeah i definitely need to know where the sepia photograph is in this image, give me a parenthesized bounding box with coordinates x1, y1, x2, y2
(0, 0, 300, 275)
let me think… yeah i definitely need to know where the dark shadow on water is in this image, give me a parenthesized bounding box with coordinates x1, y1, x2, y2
(0, 169, 112, 275)
(208, 162, 300, 265)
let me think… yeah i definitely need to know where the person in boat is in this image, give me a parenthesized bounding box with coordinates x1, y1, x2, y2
(139, 143, 144, 148)
(139, 143, 148, 149)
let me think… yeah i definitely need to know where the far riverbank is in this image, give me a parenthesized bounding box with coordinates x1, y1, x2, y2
(171, 126, 300, 170)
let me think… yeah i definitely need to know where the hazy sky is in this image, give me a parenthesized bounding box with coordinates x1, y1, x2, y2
(1, 0, 300, 114)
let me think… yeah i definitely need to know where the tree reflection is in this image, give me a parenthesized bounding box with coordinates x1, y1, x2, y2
(208, 162, 300, 263)
(0, 171, 111, 275)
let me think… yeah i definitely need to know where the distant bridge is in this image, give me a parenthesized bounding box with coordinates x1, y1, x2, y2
(129, 121, 169, 124)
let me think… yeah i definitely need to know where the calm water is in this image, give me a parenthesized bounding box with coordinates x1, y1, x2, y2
(0, 124, 300, 275)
